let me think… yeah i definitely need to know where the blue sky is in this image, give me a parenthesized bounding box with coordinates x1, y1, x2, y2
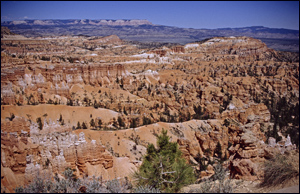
(1, 1, 299, 30)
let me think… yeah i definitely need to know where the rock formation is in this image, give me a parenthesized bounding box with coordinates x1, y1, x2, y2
(1, 121, 114, 192)
(1, 34, 299, 192)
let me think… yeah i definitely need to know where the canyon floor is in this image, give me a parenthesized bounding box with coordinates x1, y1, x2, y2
(1, 27, 299, 192)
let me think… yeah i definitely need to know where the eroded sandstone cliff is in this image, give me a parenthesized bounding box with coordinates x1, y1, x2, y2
(1, 34, 299, 192)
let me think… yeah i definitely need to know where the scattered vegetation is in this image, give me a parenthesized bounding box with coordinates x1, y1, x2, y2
(263, 96, 299, 147)
(117, 116, 125, 128)
(90, 118, 95, 128)
(41, 56, 50, 61)
(76, 121, 81, 129)
(82, 122, 88, 129)
(15, 168, 132, 193)
(130, 118, 138, 128)
(7, 113, 15, 121)
(193, 105, 209, 120)
(133, 185, 161, 193)
(190, 162, 235, 193)
(260, 153, 299, 187)
(59, 114, 65, 126)
(214, 141, 223, 160)
(36, 117, 43, 130)
(143, 116, 152, 125)
(223, 118, 230, 127)
(43, 158, 50, 169)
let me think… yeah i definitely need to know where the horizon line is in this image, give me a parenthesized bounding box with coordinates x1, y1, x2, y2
(1, 19, 299, 31)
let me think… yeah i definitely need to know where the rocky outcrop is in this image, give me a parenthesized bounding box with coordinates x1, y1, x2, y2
(37, 63, 125, 87)
(1, 82, 16, 105)
(227, 122, 297, 180)
(151, 49, 168, 57)
(171, 46, 185, 53)
(1, 116, 30, 134)
(1, 34, 299, 192)
(1, 113, 298, 192)
(220, 102, 270, 125)
(1, 63, 126, 104)
(184, 36, 290, 62)
(1, 26, 17, 37)
(1, 122, 114, 192)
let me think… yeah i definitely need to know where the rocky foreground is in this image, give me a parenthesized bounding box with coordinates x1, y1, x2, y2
(1, 28, 299, 192)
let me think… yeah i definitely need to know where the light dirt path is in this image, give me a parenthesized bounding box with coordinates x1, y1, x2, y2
(269, 185, 299, 193)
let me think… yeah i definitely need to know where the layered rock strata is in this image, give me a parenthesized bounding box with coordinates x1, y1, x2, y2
(1, 122, 113, 192)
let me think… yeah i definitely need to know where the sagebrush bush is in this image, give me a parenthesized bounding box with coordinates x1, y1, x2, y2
(14, 171, 54, 193)
(261, 153, 299, 187)
(15, 168, 131, 193)
(189, 162, 235, 193)
(80, 176, 108, 193)
(106, 178, 127, 193)
(133, 185, 161, 193)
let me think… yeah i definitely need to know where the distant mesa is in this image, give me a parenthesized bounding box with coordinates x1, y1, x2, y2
(1, 19, 298, 52)
(88, 34, 123, 44)
(1, 19, 153, 26)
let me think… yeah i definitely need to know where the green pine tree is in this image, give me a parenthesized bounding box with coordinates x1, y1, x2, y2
(215, 141, 222, 159)
(97, 119, 102, 129)
(90, 118, 95, 128)
(117, 116, 125, 128)
(77, 121, 81, 129)
(82, 122, 87, 129)
(134, 129, 195, 192)
(36, 117, 43, 130)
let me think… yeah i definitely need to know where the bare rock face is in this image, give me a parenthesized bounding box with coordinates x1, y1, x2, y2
(41, 63, 125, 89)
(1, 63, 126, 104)
(30, 129, 114, 175)
(1, 33, 299, 192)
(195, 129, 229, 159)
(171, 46, 185, 53)
(1, 122, 114, 192)
(1, 82, 16, 105)
(231, 159, 258, 179)
(221, 102, 270, 125)
(1, 116, 30, 134)
(227, 122, 297, 181)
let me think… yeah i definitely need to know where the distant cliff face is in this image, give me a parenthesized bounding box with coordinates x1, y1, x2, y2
(1, 63, 126, 102)
(1, 19, 153, 26)
(2, 19, 298, 52)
